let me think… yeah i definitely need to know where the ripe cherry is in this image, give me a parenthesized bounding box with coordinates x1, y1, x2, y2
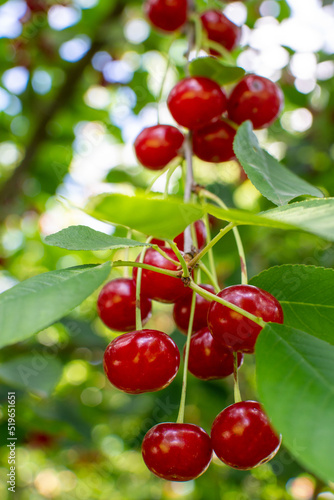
(167, 77, 227, 130)
(192, 118, 236, 163)
(103, 329, 180, 394)
(227, 74, 284, 129)
(144, 0, 188, 32)
(174, 219, 207, 251)
(133, 247, 189, 303)
(207, 284, 284, 353)
(142, 423, 212, 480)
(211, 401, 281, 469)
(97, 278, 152, 332)
(201, 10, 241, 54)
(186, 327, 243, 380)
(134, 125, 184, 170)
(173, 284, 214, 334)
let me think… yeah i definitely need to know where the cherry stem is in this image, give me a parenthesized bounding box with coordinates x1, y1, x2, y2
(164, 162, 182, 198)
(123, 229, 132, 278)
(198, 261, 220, 293)
(167, 240, 190, 278)
(156, 52, 172, 124)
(176, 277, 197, 424)
(200, 189, 248, 285)
(112, 260, 179, 277)
(233, 352, 242, 404)
(135, 240, 151, 330)
(189, 222, 235, 268)
(202, 36, 235, 64)
(203, 212, 219, 290)
(189, 281, 267, 327)
(183, 132, 194, 254)
(190, 12, 203, 57)
(152, 245, 180, 266)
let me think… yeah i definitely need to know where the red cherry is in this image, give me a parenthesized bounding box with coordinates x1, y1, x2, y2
(192, 118, 236, 163)
(167, 77, 227, 130)
(201, 10, 241, 54)
(144, 0, 188, 32)
(133, 247, 189, 303)
(97, 278, 152, 332)
(211, 401, 281, 469)
(227, 75, 284, 129)
(186, 327, 243, 380)
(174, 219, 207, 251)
(142, 423, 212, 480)
(207, 284, 284, 353)
(173, 284, 214, 334)
(103, 329, 180, 394)
(134, 125, 184, 170)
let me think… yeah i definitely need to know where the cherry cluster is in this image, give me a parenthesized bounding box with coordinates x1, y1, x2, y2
(97, 224, 283, 480)
(134, 0, 283, 170)
(96, 0, 285, 483)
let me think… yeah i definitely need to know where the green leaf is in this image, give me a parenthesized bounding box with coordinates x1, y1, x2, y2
(234, 121, 324, 206)
(0, 262, 111, 349)
(256, 323, 334, 482)
(45, 225, 151, 251)
(86, 193, 204, 239)
(189, 56, 245, 85)
(250, 265, 334, 345)
(204, 198, 334, 242)
(0, 355, 63, 397)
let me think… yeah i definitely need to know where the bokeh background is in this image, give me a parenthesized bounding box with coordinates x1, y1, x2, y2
(0, 0, 334, 498)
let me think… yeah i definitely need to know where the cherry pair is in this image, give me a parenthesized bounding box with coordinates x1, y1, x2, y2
(142, 400, 281, 481)
(145, 0, 241, 56)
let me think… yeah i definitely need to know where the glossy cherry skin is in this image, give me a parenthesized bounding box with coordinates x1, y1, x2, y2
(167, 77, 227, 130)
(186, 327, 243, 380)
(103, 329, 180, 394)
(207, 284, 284, 353)
(144, 0, 188, 32)
(174, 220, 207, 251)
(133, 247, 189, 303)
(173, 284, 214, 334)
(97, 278, 152, 332)
(201, 10, 241, 54)
(211, 401, 281, 469)
(227, 75, 284, 129)
(134, 125, 184, 170)
(142, 423, 212, 480)
(193, 119, 236, 163)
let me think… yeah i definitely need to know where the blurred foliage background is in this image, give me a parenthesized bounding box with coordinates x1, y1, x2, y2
(0, 0, 334, 498)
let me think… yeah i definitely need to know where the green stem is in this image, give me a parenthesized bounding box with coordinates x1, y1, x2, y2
(112, 260, 179, 277)
(135, 241, 151, 330)
(123, 229, 132, 278)
(176, 284, 197, 424)
(200, 189, 248, 285)
(167, 240, 190, 278)
(189, 281, 266, 327)
(145, 164, 172, 194)
(233, 352, 242, 403)
(189, 223, 235, 268)
(202, 36, 235, 63)
(203, 212, 219, 289)
(164, 162, 182, 198)
(157, 55, 171, 124)
(198, 261, 220, 292)
(190, 13, 203, 57)
(153, 245, 179, 266)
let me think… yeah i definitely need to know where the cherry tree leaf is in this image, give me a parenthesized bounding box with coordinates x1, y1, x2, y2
(45, 225, 151, 251)
(0, 262, 111, 349)
(250, 265, 334, 345)
(256, 323, 334, 483)
(234, 121, 324, 205)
